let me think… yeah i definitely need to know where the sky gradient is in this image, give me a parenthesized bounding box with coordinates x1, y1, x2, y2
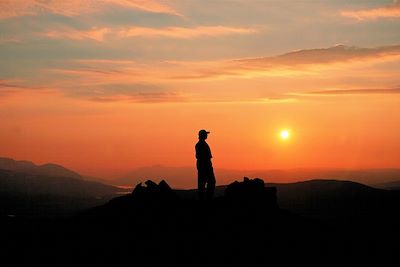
(1, 0, 400, 182)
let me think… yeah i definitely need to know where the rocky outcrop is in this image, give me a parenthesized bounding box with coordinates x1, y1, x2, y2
(131, 179, 178, 204)
(224, 177, 277, 209)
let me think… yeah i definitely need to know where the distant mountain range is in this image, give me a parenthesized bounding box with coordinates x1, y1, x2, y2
(3, 157, 398, 189)
(0, 168, 130, 216)
(0, 157, 130, 216)
(3, 175, 400, 266)
(267, 179, 400, 221)
(2, 158, 399, 266)
(114, 165, 400, 189)
(174, 179, 400, 221)
(1, 156, 400, 218)
(0, 157, 81, 179)
(76, 178, 400, 266)
(373, 180, 400, 190)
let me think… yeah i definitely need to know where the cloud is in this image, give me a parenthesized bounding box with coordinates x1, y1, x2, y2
(48, 63, 156, 86)
(117, 26, 257, 39)
(0, 81, 22, 98)
(40, 63, 299, 104)
(0, 0, 180, 20)
(235, 45, 400, 67)
(89, 91, 185, 103)
(42, 25, 257, 42)
(0, 79, 43, 91)
(73, 59, 137, 65)
(0, 79, 54, 98)
(109, 0, 181, 16)
(0, 80, 24, 89)
(0, 76, 185, 103)
(170, 44, 400, 80)
(340, 3, 400, 20)
(71, 83, 176, 102)
(0, 36, 21, 44)
(301, 88, 400, 96)
(30, 44, 400, 103)
(44, 27, 110, 42)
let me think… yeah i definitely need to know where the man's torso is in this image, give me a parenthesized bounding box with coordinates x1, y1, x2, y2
(195, 140, 213, 170)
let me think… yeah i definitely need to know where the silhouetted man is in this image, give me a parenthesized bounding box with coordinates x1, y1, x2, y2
(195, 129, 216, 200)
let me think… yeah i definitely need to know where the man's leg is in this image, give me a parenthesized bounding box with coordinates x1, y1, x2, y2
(198, 171, 206, 200)
(206, 168, 216, 199)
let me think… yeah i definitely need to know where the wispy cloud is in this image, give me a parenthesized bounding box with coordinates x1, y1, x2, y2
(89, 91, 185, 103)
(48, 63, 158, 86)
(17, 44, 400, 103)
(235, 45, 400, 67)
(0, 80, 24, 89)
(0, 79, 54, 98)
(110, 0, 181, 16)
(301, 88, 400, 96)
(340, 3, 400, 20)
(42, 25, 257, 42)
(0, 36, 21, 44)
(117, 26, 257, 39)
(0, 79, 44, 91)
(0, 0, 180, 20)
(0, 74, 186, 103)
(44, 27, 110, 42)
(170, 44, 400, 80)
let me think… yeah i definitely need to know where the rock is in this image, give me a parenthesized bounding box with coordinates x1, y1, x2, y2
(131, 179, 178, 205)
(224, 177, 277, 209)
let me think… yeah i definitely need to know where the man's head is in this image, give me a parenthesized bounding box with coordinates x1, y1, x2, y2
(198, 129, 210, 140)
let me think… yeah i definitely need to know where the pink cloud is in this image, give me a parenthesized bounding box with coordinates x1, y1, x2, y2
(341, 3, 400, 20)
(113, 0, 181, 16)
(0, 36, 21, 44)
(89, 91, 186, 103)
(170, 44, 400, 80)
(0, 0, 180, 20)
(117, 26, 257, 39)
(44, 27, 110, 42)
(235, 44, 400, 67)
(33, 44, 400, 103)
(46, 44, 400, 88)
(303, 88, 400, 95)
(0, 79, 55, 99)
(42, 25, 257, 42)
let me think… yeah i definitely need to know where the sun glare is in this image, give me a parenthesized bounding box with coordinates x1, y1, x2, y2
(280, 130, 290, 140)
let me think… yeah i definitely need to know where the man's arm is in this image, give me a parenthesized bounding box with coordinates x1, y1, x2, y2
(207, 144, 212, 159)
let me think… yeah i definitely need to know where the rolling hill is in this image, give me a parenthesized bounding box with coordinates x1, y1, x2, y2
(0, 157, 81, 179)
(0, 169, 129, 216)
(176, 179, 400, 222)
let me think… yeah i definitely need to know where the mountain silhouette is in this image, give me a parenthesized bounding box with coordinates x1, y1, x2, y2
(114, 165, 400, 188)
(267, 179, 400, 222)
(175, 179, 400, 223)
(3, 177, 399, 266)
(373, 180, 400, 190)
(86, 177, 277, 217)
(2, 176, 400, 266)
(0, 169, 129, 216)
(0, 157, 81, 179)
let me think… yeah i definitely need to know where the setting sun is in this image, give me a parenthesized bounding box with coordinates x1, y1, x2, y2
(280, 130, 290, 140)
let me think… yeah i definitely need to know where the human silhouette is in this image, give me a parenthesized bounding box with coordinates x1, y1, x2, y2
(195, 129, 216, 200)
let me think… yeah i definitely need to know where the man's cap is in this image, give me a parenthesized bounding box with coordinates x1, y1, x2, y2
(198, 129, 210, 135)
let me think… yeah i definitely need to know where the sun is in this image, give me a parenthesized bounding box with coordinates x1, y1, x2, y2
(280, 130, 290, 140)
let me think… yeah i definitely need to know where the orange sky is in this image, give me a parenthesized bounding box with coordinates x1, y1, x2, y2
(1, 1, 400, 181)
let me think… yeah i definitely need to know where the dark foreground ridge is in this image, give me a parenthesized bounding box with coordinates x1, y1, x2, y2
(2, 177, 399, 266)
(86, 177, 278, 216)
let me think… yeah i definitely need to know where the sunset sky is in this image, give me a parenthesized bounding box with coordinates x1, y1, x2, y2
(1, 0, 400, 182)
